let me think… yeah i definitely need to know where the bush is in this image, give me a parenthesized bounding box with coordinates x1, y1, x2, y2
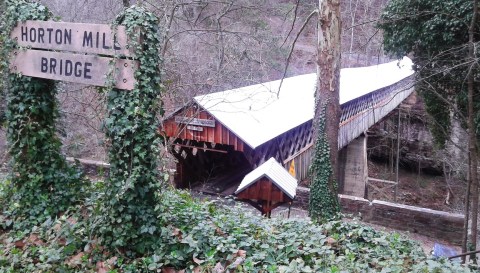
(0, 182, 471, 272)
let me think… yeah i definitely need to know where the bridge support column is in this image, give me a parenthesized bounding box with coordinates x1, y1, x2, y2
(338, 134, 367, 198)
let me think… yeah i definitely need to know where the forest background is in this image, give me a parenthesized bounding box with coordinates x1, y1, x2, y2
(0, 0, 389, 163)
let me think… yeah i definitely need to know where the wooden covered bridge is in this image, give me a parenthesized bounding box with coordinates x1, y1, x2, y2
(161, 58, 414, 197)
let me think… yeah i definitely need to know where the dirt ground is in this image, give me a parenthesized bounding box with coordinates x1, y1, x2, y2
(367, 160, 465, 213)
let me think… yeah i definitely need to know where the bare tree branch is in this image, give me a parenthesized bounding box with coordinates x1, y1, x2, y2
(277, 9, 318, 97)
(281, 0, 300, 48)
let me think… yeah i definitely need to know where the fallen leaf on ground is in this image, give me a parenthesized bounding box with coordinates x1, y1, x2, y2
(96, 261, 107, 273)
(14, 240, 25, 249)
(172, 227, 183, 240)
(193, 256, 205, 265)
(66, 252, 84, 267)
(327, 237, 337, 245)
(26, 234, 44, 246)
(213, 262, 224, 273)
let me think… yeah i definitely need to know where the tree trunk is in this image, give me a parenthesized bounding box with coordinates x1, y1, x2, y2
(467, 0, 478, 262)
(315, 0, 341, 187)
(463, 153, 472, 263)
(309, 0, 341, 220)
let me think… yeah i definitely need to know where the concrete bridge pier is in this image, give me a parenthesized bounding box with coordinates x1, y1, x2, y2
(338, 133, 367, 198)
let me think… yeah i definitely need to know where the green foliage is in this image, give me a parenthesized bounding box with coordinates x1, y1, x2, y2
(422, 87, 451, 147)
(309, 102, 340, 221)
(380, 0, 472, 59)
(379, 0, 480, 147)
(0, 0, 86, 229)
(0, 185, 472, 272)
(0, 0, 6, 123)
(97, 6, 164, 254)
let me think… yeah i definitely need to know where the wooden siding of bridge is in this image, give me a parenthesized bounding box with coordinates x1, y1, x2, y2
(236, 177, 291, 203)
(163, 76, 414, 185)
(242, 121, 313, 170)
(338, 77, 414, 149)
(236, 177, 293, 216)
(283, 143, 314, 181)
(163, 104, 245, 152)
(281, 77, 414, 181)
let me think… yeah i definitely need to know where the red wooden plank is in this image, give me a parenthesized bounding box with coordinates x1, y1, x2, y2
(166, 121, 174, 137)
(163, 120, 170, 136)
(181, 122, 187, 139)
(214, 123, 222, 144)
(199, 111, 208, 142)
(165, 120, 173, 137)
(207, 126, 214, 143)
(237, 140, 244, 152)
(237, 177, 292, 204)
(222, 127, 228, 146)
(237, 187, 252, 199)
(229, 130, 235, 149)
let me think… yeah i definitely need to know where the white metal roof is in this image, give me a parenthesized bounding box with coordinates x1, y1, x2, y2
(235, 157, 298, 199)
(194, 57, 413, 149)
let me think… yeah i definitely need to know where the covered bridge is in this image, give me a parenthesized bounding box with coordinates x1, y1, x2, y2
(162, 58, 414, 196)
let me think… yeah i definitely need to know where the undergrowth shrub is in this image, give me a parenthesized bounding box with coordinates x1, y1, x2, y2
(0, 185, 473, 272)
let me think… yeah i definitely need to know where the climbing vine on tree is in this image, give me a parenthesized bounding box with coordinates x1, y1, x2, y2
(0, 0, 85, 228)
(0, 0, 6, 124)
(97, 6, 164, 254)
(309, 103, 340, 221)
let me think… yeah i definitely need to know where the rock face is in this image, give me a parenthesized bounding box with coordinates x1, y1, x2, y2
(367, 92, 465, 175)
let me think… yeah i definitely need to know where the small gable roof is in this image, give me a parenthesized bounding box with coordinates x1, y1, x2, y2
(235, 157, 298, 199)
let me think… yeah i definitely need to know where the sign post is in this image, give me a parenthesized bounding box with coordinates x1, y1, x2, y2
(9, 20, 136, 90)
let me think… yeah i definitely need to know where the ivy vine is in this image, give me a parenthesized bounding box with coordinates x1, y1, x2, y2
(0, 0, 85, 229)
(97, 6, 164, 254)
(0, 0, 6, 122)
(379, 0, 480, 147)
(309, 102, 340, 221)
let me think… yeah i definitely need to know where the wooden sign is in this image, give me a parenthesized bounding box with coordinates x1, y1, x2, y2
(10, 49, 136, 90)
(11, 20, 132, 56)
(288, 160, 296, 177)
(175, 117, 216, 128)
(187, 125, 204, 132)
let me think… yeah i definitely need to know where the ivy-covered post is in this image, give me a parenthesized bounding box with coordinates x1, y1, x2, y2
(309, 103, 340, 220)
(99, 6, 163, 254)
(0, 0, 84, 227)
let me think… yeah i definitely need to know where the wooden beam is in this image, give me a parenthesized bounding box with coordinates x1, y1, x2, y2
(283, 142, 314, 164)
(367, 177, 397, 185)
(238, 199, 263, 212)
(174, 143, 228, 154)
(270, 201, 287, 211)
(448, 248, 480, 259)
